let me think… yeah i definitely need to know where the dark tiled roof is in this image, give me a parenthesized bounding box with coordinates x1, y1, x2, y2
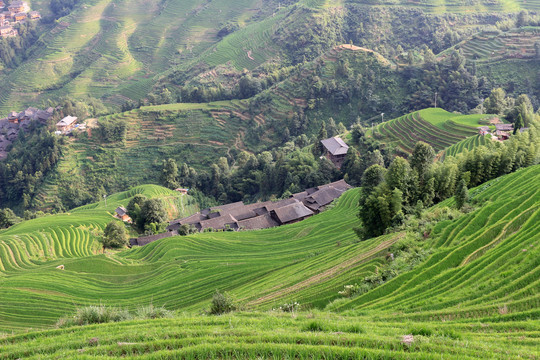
(321, 137, 349, 156)
(115, 206, 127, 216)
(132, 231, 176, 246)
(272, 202, 314, 224)
(201, 201, 244, 215)
(317, 179, 352, 192)
(199, 214, 238, 231)
(238, 213, 279, 230)
(304, 186, 343, 211)
(495, 124, 513, 131)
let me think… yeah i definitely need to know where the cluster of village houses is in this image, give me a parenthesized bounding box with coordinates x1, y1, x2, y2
(0, 104, 81, 159)
(128, 179, 352, 247)
(478, 122, 527, 141)
(0, 1, 41, 37)
(0, 106, 53, 159)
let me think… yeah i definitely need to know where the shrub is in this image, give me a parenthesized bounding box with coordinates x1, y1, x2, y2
(57, 305, 131, 327)
(408, 325, 434, 337)
(209, 290, 236, 315)
(136, 304, 173, 319)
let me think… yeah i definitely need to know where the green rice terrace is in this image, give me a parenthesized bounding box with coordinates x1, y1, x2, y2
(446, 27, 540, 62)
(372, 108, 494, 156)
(0, 165, 539, 358)
(442, 134, 491, 160)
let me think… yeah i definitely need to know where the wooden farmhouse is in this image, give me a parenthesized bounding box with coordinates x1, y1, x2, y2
(321, 137, 349, 169)
(115, 206, 132, 223)
(13, 12, 25, 22)
(56, 116, 78, 133)
(8, 1, 26, 13)
(0, 24, 14, 37)
(478, 126, 490, 136)
(175, 188, 189, 195)
(28, 10, 40, 19)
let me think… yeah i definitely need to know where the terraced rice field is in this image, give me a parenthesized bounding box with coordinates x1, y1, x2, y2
(442, 134, 491, 159)
(352, 0, 540, 13)
(374, 108, 486, 155)
(450, 28, 540, 62)
(2, 312, 537, 359)
(338, 165, 540, 323)
(0, 165, 538, 358)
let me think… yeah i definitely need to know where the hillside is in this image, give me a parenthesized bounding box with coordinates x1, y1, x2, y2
(372, 108, 493, 156)
(0, 165, 538, 358)
(1, 166, 538, 331)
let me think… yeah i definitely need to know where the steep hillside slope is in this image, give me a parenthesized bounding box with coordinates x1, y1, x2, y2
(337, 165, 539, 322)
(0, 165, 538, 359)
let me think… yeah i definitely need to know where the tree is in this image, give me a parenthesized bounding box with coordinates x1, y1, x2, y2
(0, 208, 19, 229)
(514, 114, 524, 135)
(327, 118, 338, 137)
(410, 141, 435, 181)
(385, 157, 411, 194)
(161, 158, 179, 189)
(350, 122, 365, 144)
(312, 122, 328, 156)
(102, 221, 128, 249)
(362, 164, 386, 193)
(140, 198, 167, 230)
(455, 179, 469, 209)
(485, 88, 507, 115)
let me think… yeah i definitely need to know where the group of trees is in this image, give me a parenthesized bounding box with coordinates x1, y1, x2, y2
(358, 121, 539, 239)
(0, 128, 63, 210)
(0, 21, 39, 68)
(126, 195, 168, 234)
(481, 89, 536, 126)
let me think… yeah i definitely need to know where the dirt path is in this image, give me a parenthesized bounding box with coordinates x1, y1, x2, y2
(247, 232, 404, 306)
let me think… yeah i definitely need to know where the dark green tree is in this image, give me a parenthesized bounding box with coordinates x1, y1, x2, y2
(514, 114, 524, 135)
(455, 179, 469, 210)
(102, 221, 128, 249)
(140, 198, 168, 229)
(161, 158, 179, 189)
(0, 208, 20, 229)
(410, 141, 435, 180)
(312, 122, 328, 156)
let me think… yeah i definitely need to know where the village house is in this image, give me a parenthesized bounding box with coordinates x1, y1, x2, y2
(494, 123, 514, 141)
(0, 24, 14, 37)
(8, 1, 26, 13)
(321, 136, 349, 169)
(175, 188, 189, 195)
(115, 206, 132, 223)
(478, 126, 490, 136)
(28, 10, 40, 19)
(13, 11, 25, 22)
(56, 115, 78, 133)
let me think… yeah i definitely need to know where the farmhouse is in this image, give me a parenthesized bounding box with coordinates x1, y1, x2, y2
(478, 126, 490, 136)
(0, 24, 14, 37)
(8, 1, 26, 13)
(495, 124, 513, 132)
(28, 10, 40, 19)
(270, 202, 314, 225)
(13, 12, 25, 22)
(56, 116, 78, 133)
(115, 206, 132, 223)
(321, 137, 349, 169)
(175, 188, 189, 195)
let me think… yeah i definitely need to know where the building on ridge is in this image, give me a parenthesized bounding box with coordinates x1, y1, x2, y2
(56, 116, 78, 133)
(321, 136, 349, 169)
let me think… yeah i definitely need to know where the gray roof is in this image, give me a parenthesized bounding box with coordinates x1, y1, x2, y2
(132, 231, 176, 246)
(57, 116, 77, 127)
(272, 202, 314, 224)
(238, 213, 279, 230)
(199, 214, 238, 231)
(321, 137, 349, 156)
(317, 179, 352, 192)
(495, 124, 513, 131)
(201, 201, 244, 215)
(115, 206, 127, 216)
(304, 186, 343, 211)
